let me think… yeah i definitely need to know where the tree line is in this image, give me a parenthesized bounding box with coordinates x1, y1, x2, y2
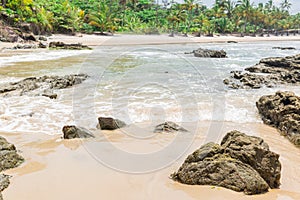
(0, 0, 299, 36)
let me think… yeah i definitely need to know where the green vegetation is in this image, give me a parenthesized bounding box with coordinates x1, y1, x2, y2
(0, 0, 299, 35)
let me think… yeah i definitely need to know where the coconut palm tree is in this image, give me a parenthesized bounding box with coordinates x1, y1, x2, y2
(280, 0, 291, 12)
(236, 0, 254, 35)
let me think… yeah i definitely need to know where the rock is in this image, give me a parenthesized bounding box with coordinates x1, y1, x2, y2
(62, 125, 94, 139)
(0, 136, 24, 198)
(38, 42, 47, 48)
(0, 174, 10, 192)
(154, 121, 188, 133)
(0, 136, 24, 172)
(171, 131, 281, 195)
(0, 74, 88, 99)
(224, 54, 300, 89)
(13, 44, 37, 49)
(21, 33, 36, 41)
(97, 117, 126, 130)
(227, 41, 238, 43)
(193, 48, 227, 58)
(272, 47, 296, 50)
(38, 36, 47, 41)
(49, 41, 92, 50)
(220, 131, 281, 188)
(256, 91, 300, 146)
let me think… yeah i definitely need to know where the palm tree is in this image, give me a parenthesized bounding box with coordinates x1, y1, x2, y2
(236, 0, 254, 36)
(280, 0, 291, 12)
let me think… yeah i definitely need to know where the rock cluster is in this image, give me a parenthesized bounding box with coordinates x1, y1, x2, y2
(0, 136, 24, 199)
(154, 121, 188, 133)
(171, 131, 281, 195)
(0, 74, 88, 99)
(272, 47, 296, 50)
(193, 48, 227, 58)
(224, 54, 300, 89)
(256, 91, 300, 146)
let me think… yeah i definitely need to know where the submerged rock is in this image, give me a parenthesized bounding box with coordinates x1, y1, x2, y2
(154, 121, 188, 133)
(49, 41, 92, 50)
(171, 130, 281, 195)
(193, 48, 227, 58)
(0, 74, 88, 99)
(62, 125, 94, 139)
(224, 54, 300, 89)
(97, 117, 126, 130)
(256, 91, 300, 146)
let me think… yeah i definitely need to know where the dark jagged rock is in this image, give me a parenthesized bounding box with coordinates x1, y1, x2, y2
(0, 136, 24, 198)
(154, 121, 188, 133)
(171, 131, 281, 195)
(227, 41, 238, 43)
(256, 91, 300, 146)
(49, 41, 92, 50)
(62, 125, 94, 139)
(0, 74, 88, 99)
(224, 54, 300, 89)
(13, 44, 37, 49)
(193, 48, 227, 58)
(97, 117, 126, 130)
(272, 47, 296, 50)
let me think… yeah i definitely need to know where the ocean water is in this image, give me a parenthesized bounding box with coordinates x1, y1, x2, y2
(0, 41, 300, 134)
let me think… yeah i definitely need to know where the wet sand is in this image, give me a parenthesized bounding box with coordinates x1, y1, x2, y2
(2, 122, 300, 200)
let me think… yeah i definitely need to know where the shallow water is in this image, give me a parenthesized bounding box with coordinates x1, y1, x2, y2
(0, 41, 300, 199)
(0, 41, 299, 134)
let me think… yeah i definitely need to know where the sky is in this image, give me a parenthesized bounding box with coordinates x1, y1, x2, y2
(200, 0, 300, 14)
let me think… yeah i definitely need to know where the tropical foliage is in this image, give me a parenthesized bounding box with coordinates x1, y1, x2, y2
(0, 0, 299, 35)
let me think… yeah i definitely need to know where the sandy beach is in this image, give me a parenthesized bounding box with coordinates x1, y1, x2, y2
(0, 34, 300, 200)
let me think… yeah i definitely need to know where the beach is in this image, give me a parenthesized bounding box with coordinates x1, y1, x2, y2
(0, 34, 300, 200)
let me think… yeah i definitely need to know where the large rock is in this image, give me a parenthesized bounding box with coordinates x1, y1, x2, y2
(154, 121, 188, 133)
(224, 54, 300, 89)
(272, 47, 296, 50)
(256, 91, 300, 146)
(62, 126, 94, 139)
(193, 48, 227, 58)
(171, 131, 281, 195)
(0, 74, 88, 99)
(97, 117, 126, 130)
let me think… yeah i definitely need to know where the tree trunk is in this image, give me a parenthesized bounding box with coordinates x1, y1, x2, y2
(1, 0, 6, 7)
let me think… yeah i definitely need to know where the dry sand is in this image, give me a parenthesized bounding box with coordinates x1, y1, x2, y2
(1, 122, 300, 200)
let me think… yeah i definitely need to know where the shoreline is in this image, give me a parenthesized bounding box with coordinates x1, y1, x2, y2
(1, 34, 300, 49)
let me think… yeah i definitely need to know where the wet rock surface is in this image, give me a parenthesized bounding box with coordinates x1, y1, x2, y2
(0, 136, 24, 198)
(224, 54, 300, 89)
(192, 48, 227, 58)
(97, 117, 126, 130)
(49, 41, 91, 50)
(154, 121, 188, 133)
(62, 125, 94, 139)
(0, 74, 88, 99)
(171, 130, 281, 195)
(256, 91, 300, 146)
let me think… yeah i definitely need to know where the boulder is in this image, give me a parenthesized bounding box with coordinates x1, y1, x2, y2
(256, 91, 300, 146)
(0, 74, 88, 99)
(171, 131, 281, 195)
(224, 54, 300, 89)
(49, 41, 92, 50)
(62, 125, 94, 139)
(97, 117, 126, 130)
(154, 121, 188, 133)
(193, 48, 227, 58)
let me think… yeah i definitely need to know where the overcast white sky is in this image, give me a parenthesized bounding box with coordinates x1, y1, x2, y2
(200, 0, 300, 14)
